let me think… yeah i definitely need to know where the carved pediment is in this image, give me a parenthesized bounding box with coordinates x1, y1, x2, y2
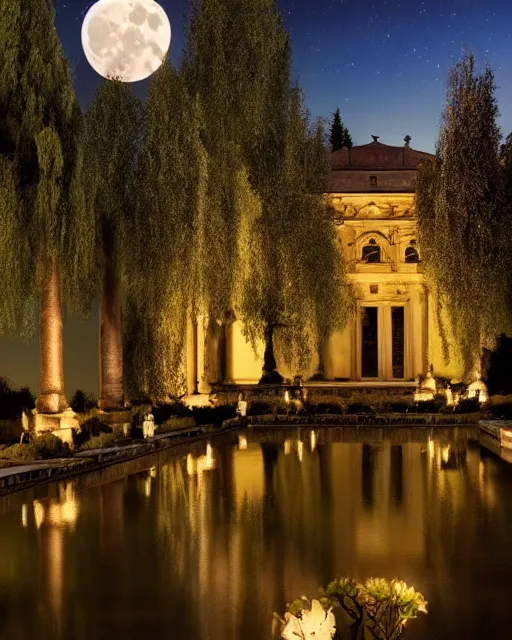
(357, 202, 385, 218)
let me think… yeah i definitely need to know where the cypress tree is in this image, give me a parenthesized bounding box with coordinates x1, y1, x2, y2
(329, 108, 352, 151)
(83, 80, 141, 410)
(0, 0, 91, 413)
(416, 52, 509, 377)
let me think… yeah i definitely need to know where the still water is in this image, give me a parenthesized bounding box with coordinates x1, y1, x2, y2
(0, 427, 511, 640)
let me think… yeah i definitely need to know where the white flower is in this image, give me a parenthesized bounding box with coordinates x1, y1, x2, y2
(281, 599, 336, 640)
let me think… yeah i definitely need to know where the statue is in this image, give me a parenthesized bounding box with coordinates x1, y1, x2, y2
(413, 372, 436, 403)
(237, 393, 248, 417)
(142, 413, 155, 438)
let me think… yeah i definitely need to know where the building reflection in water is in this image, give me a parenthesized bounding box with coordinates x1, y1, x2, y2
(3, 426, 512, 640)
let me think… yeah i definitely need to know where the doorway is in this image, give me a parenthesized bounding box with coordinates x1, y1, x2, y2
(361, 307, 378, 377)
(391, 306, 405, 379)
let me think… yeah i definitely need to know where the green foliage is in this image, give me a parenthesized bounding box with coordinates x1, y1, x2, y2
(183, 0, 265, 322)
(70, 389, 96, 413)
(0, 433, 70, 460)
(487, 394, 512, 418)
(0, 377, 35, 419)
(183, 0, 355, 380)
(83, 78, 141, 289)
(124, 62, 207, 400)
(329, 108, 353, 151)
(274, 576, 427, 640)
(235, 53, 354, 376)
(78, 432, 128, 451)
(416, 52, 510, 377)
(0, 0, 87, 330)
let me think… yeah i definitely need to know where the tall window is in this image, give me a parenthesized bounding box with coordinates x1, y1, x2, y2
(362, 238, 381, 263)
(405, 240, 419, 263)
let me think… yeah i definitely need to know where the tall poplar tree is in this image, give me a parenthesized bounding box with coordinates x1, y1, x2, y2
(0, 0, 91, 413)
(124, 62, 208, 400)
(83, 80, 141, 410)
(416, 52, 509, 377)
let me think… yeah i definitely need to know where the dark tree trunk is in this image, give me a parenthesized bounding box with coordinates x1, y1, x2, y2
(309, 342, 326, 381)
(259, 323, 283, 384)
(99, 228, 124, 411)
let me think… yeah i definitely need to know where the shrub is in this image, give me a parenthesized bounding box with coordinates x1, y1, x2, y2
(486, 395, 512, 418)
(0, 378, 35, 420)
(158, 416, 196, 433)
(152, 402, 193, 425)
(80, 417, 112, 438)
(308, 402, 344, 415)
(70, 389, 96, 413)
(79, 432, 129, 451)
(347, 402, 375, 414)
(410, 394, 447, 413)
(192, 404, 237, 425)
(0, 433, 71, 460)
(248, 401, 273, 416)
(455, 397, 481, 414)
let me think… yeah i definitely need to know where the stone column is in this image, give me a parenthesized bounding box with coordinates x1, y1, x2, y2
(197, 315, 211, 394)
(223, 315, 235, 384)
(186, 315, 199, 395)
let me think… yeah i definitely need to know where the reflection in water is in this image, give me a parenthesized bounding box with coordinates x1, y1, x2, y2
(1, 427, 512, 640)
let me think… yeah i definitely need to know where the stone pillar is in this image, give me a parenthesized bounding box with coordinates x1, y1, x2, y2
(197, 315, 211, 394)
(223, 316, 235, 384)
(205, 317, 221, 385)
(315, 337, 334, 381)
(186, 315, 198, 395)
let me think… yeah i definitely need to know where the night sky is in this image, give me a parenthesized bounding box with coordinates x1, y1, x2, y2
(1, 0, 511, 396)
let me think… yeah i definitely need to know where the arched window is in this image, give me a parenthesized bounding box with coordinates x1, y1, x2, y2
(362, 238, 381, 263)
(405, 240, 419, 263)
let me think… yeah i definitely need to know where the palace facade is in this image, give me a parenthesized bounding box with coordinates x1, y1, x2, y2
(185, 136, 462, 393)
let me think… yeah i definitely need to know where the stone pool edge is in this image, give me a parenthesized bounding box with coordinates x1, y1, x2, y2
(247, 412, 481, 427)
(0, 423, 241, 497)
(0, 413, 482, 496)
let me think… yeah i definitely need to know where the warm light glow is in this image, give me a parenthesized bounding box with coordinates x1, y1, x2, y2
(441, 445, 451, 464)
(297, 440, 304, 462)
(187, 444, 216, 476)
(34, 500, 45, 530)
(427, 438, 435, 460)
(310, 430, 317, 452)
(238, 434, 248, 450)
(284, 439, 291, 455)
(81, 0, 171, 82)
(21, 504, 28, 528)
(284, 390, 290, 404)
(48, 485, 80, 528)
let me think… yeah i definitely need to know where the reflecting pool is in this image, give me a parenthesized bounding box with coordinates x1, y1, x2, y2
(1, 426, 511, 640)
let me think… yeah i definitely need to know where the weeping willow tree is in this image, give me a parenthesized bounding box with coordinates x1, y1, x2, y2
(123, 62, 208, 400)
(182, 0, 276, 385)
(0, 0, 91, 413)
(240, 74, 353, 381)
(83, 80, 141, 409)
(183, 0, 352, 384)
(416, 52, 509, 378)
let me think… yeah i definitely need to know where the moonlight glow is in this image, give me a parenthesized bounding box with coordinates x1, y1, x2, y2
(81, 0, 171, 82)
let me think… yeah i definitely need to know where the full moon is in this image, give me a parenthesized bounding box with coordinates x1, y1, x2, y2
(81, 0, 171, 82)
